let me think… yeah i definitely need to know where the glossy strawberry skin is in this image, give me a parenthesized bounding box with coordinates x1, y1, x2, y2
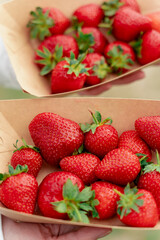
(84, 124, 118, 159)
(138, 171, 160, 217)
(43, 7, 70, 35)
(146, 11, 160, 33)
(113, 7, 152, 42)
(37, 171, 84, 219)
(118, 130, 152, 161)
(0, 173, 38, 214)
(137, 30, 160, 65)
(35, 35, 79, 68)
(73, 4, 104, 28)
(81, 27, 107, 54)
(51, 60, 86, 94)
(91, 181, 124, 219)
(117, 189, 159, 227)
(60, 153, 101, 185)
(11, 148, 43, 177)
(135, 116, 160, 152)
(95, 148, 141, 185)
(29, 112, 84, 166)
(83, 53, 107, 86)
(121, 0, 140, 12)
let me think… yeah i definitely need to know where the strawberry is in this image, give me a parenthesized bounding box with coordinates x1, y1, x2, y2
(135, 115, 160, 152)
(115, 184, 159, 227)
(138, 151, 160, 216)
(76, 27, 107, 54)
(80, 111, 118, 159)
(100, 0, 140, 29)
(72, 4, 104, 28)
(29, 112, 84, 166)
(104, 41, 135, 73)
(146, 11, 160, 33)
(60, 151, 101, 185)
(27, 7, 70, 40)
(51, 52, 90, 94)
(82, 53, 110, 86)
(112, 7, 152, 42)
(91, 181, 124, 219)
(0, 165, 38, 214)
(35, 35, 79, 75)
(37, 171, 99, 222)
(118, 130, 152, 162)
(10, 139, 43, 177)
(95, 148, 141, 185)
(133, 30, 160, 65)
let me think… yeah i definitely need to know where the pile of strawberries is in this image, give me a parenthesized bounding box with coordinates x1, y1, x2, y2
(1, 111, 160, 228)
(27, 0, 160, 94)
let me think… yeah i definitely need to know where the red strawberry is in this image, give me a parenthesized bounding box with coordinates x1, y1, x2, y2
(60, 152, 101, 185)
(51, 52, 89, 94)
(29, 112, 84, 166)
(121, 0, 140, 12)
(104, 41, 135, 73)
(27, 7, 70, 40)
(83, 53, 110, 86)
(0, 165, 38, 214)
(35, 35, 79, 75)
(146, 11, 160, 33)
(115, 184, 159, 227)
(11, 139, 43, 177)
(80, 111, 118, 159)
(118, 130, 152, 161)
(95, 148, 141, 185)
(138, 151, 160, 216)
(100, 0, 140, 29)
(91, 181, 124, 219)
(37, 171, 98, 222)
(72, 4, 104, 28)
(77, 27, 107, 54)
(135, 116, 160, 152)
(135, 30, 160, 65)
(112, 7, 152, 42)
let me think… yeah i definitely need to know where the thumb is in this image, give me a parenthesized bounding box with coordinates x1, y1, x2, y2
(57, 227, 112, 240)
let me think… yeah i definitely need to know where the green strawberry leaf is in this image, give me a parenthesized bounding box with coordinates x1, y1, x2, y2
(27, 7, 54, 41)
(13, 139, 40, 153)
(0, 164, 28, 183)
(76, 29, 95, 54)
(51, 179, 99, 223)
(115, 184, 144, 219)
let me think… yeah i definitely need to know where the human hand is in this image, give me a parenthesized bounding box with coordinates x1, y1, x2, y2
(2, 216, 112, 240)
(79, 70, 145, 96)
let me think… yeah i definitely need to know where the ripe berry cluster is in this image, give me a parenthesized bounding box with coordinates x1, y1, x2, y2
(0, 111, 160, 228)
(27, 0, 160, 94)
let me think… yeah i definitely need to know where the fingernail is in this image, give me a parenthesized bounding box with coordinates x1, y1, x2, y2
(97, 228, 112, 238)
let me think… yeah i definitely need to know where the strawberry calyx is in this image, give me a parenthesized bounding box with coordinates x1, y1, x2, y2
(130, 32, 143, 58)
(143, 150, 160, 174)
(72, 145, 84, 155)
(35, 45, 63, 76)
(27, 7, 54, 41)
(0, 164, 28, 183)
(13, 139, 40, 153)
(51, 179, 99, 223)
(107, 45, 134, 73)
(115, 184, 144, 219)
(75, 29, 95, 54)
(92, 58, 111, 79)
(101, 0, 124, 18)
(136, 153, 152, 170)
(80, 110, 113, 134)
(64, 52, 91, 77)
